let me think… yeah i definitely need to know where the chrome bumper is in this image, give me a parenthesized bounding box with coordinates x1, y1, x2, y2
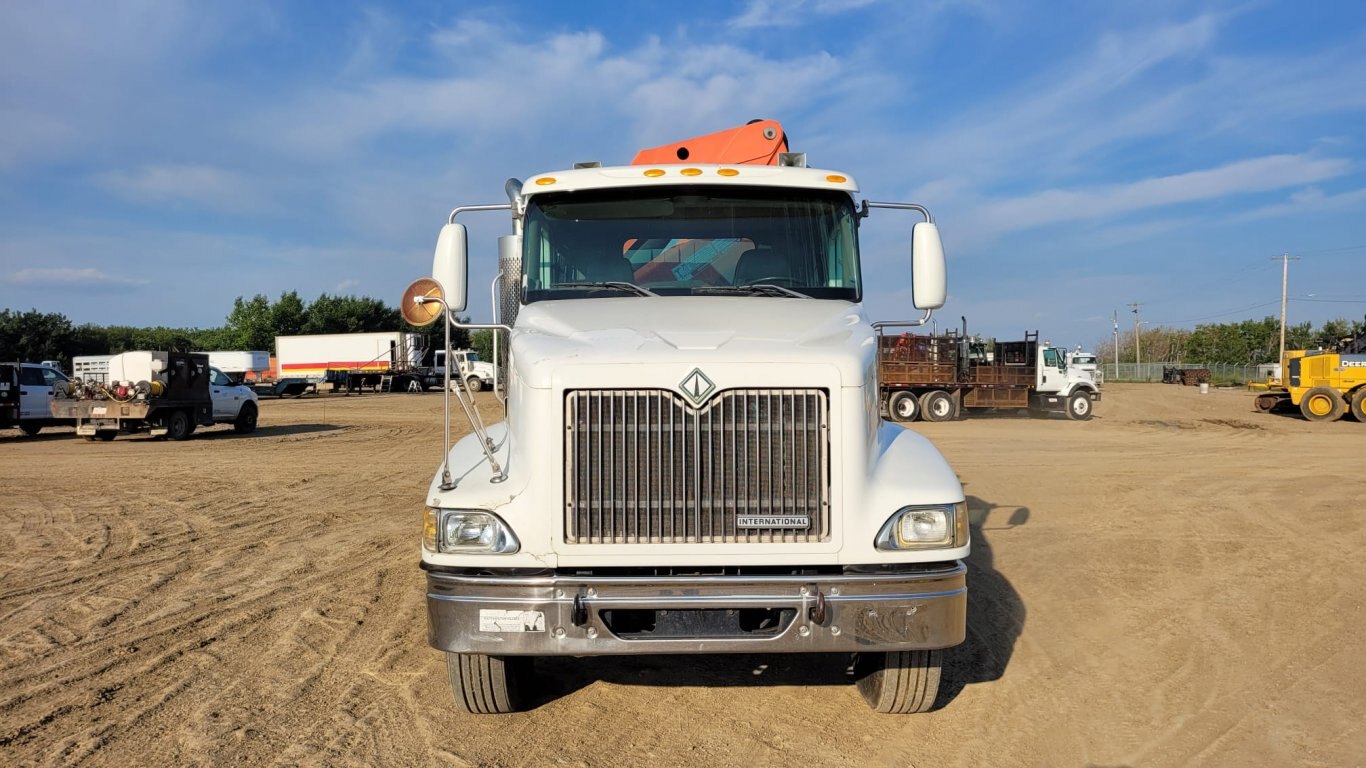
(425, 564, 966, 656)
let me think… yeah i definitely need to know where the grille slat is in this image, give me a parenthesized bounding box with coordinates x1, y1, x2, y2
(565, 388, 830, 544)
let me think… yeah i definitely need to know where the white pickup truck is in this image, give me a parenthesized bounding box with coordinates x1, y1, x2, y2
(1, 362, 73, 435)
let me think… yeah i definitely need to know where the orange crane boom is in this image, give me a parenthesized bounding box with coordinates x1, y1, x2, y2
(630, 119, 789, 166)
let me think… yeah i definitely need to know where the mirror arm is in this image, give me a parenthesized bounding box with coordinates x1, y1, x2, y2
(861, 200, 933, 223)
(448, 203, 512, 225)
(871, 310, 934, 332)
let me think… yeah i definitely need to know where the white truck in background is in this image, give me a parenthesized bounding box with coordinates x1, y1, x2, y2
(207, 351, 271, 383)
(1, 362, 72, 435)
(405, 120, 967, 715)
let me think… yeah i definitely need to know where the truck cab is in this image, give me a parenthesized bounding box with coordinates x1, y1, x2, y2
(434, 349, 495, 392)
(1036, 345, 1101, 417)
(408, 123, 964, 715)
(1, 362, 72, 435)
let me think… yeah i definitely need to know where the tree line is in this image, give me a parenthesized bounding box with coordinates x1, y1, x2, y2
(1, 291, 473, 368)
(1096, 315, 1365, 366)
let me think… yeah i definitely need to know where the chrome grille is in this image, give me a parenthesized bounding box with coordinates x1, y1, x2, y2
(564, 389, 830, 544)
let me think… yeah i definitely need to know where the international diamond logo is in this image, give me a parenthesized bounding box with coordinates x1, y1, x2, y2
(679, 368, 715, 405)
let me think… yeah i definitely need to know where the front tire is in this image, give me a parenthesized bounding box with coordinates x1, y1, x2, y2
(466, 376, 485, 393)
(920, 390, 954, 422)
(19, 423, 41, 436)
(166, 409, 193, 441)
(1300, 387, 1345, 422)
(1349, 389, 1366, 423)
(888, 391, 919, 422)
(855, 649, 942, 714)
(447, 653, 530, 714)
(1066, 392, 1093, 421)
(233, 402, 258, 434)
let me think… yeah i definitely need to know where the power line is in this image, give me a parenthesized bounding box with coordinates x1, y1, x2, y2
(1148, 299, 1281, 326)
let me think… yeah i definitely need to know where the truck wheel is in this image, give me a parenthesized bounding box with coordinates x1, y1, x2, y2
(19, 423, 41, 436)
(166, 409, 193, 440)
(93, 430, 117, 441)
(233, 402, 258, 434)
(466, 376, 484, 393)
(1300, 387, 1345, 422)
(447, 652, 530, 714)
(1066, 392, 1093, 421)
(920, 391, 954, 422)
(888, 391, 919, 422)
(1351, 389, 1366, 422)
(855, 649, 942, 714)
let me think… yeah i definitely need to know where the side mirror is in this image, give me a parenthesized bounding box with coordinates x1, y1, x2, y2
(911, 222, 947, 310)
(433, 222, 469, 313)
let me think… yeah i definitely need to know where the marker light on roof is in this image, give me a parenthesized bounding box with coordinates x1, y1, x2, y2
(535, 177, 556, 186)
(826, 174, 847, 183)
(717, 168, 739, 177)
(680, 168, 702, 176)
(643, 169, 665, 177)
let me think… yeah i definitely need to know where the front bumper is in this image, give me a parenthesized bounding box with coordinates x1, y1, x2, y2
(426, 563, 966, 656)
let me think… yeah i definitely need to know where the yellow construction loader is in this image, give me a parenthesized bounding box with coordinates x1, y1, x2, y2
(1255, 327, 1366, 422)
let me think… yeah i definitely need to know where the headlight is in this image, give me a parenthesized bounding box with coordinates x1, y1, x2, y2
(875, 502, 968, 550)
(423, 508, 519, 554)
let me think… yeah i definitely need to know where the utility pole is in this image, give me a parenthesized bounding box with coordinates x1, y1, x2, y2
(1273, 254, 1300, 368)
(1112, 310, 1120, 368)
(1128, 302, 1143, 366)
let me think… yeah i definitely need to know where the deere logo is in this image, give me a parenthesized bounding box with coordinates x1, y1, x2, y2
(679, 368, 716, 405)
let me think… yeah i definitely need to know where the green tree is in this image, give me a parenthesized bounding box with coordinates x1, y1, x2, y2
(469, 329, 495, 363)
(0, 309, 74, 365)
(270, 291, 307, 339)
(302, 294, 400, 335)
(224, 294, 274, 350)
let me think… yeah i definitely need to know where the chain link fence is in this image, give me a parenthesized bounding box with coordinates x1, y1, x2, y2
(1102, 363, 1263, 385)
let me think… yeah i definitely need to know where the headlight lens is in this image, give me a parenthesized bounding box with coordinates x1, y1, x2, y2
(423, 508, 519, 554)
(876, 502, 968, 550)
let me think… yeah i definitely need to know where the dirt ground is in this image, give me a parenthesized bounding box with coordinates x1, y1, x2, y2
(1, 384, 1362, 767)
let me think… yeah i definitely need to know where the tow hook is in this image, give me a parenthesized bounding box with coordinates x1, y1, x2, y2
(808, 585, 827, 625)
(572, 587, 589, 627)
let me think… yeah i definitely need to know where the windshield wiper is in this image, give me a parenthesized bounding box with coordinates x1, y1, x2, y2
(552, 281, 658, 297)
(695, 284, 811, 299)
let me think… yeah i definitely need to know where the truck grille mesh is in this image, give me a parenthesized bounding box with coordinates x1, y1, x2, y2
(565, 389, 830, 544)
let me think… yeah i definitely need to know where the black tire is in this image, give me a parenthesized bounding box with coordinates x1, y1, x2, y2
(447, 653, 530, 714)
(920, 391, 954, 422)
(1349, 389, 1366, 423)
(166, 409, 193, 441)
(1066, 392, 1093, 421)
(233, 402, 258, 434)
(888, 391, 919, 422)
(94, 430, 117, 441)
(1299, 387, 1345, 422)
(19, 423, 41, 436)
(855, 649, 942, 714)
(466, 376, 484, 393)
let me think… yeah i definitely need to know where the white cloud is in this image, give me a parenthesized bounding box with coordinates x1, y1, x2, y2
(729, 0, 880, 29)
(94, 164, 259, 212)
(6, 267, 147, 288)
(972, 153, 1351, 236)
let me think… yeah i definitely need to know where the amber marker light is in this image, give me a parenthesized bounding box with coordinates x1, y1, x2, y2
(717, 168, 739, 177)
(826, 174, 848, 183)
(535, 177, 556, 186)
(680, 168, 702, 176)
(643, 168, 666, 177)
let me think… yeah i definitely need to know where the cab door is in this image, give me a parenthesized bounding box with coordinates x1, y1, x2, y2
(209, 367, 239, 420)
(18, 366, 56, 419)
(1036, 348, 1066, 393)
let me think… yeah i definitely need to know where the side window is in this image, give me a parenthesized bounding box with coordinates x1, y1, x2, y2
(1042, 349, 1060, 368)
(42, 368, 65, 386)
(20, 367, 46, 386)
(210, 369, 231, 387)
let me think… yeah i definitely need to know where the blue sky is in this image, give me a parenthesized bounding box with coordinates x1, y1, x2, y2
(2, 0, 1364, 348)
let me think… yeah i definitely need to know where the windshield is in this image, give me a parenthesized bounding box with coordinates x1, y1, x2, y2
(523, 185, 861, 301)
(1073, 355, 1096, 365)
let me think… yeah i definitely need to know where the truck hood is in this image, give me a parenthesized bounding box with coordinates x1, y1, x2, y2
(511, 297, 874, 389)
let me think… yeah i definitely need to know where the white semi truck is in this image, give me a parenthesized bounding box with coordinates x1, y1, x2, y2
(406, 121, 966, 714)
